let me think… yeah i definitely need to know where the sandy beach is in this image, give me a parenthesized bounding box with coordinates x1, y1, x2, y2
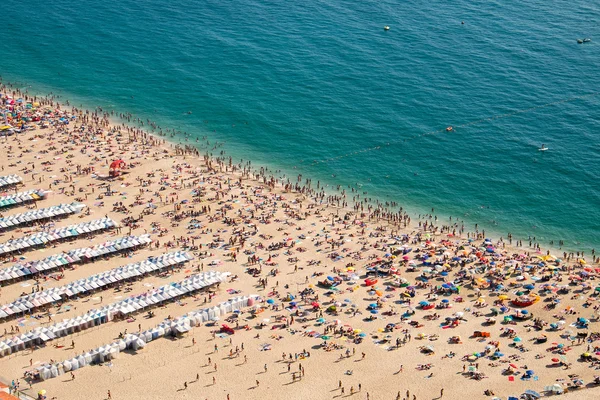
(0, 86, 599, 400)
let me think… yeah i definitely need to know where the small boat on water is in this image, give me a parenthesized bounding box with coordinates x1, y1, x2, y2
(583, 38, 591, 42)
(577, 39, 583, 44)
(539, 144, 549, 151)
(384, 26, 390, 31)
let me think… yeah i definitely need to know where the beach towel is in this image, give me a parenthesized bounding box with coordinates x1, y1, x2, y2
(508, 376, 515, 382)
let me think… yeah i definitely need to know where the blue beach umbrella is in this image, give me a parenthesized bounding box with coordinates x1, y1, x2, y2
(266, 299, 275, 304)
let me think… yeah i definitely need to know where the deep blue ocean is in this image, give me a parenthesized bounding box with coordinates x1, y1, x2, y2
(1, 0, 599, 252)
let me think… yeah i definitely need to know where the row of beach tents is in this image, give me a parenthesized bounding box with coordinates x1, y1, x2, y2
(0, 234, 152, 285)
(0, 188, 46, 209)
(0, 202, 86, 230)
(0, 270, 230, 357)
(0, 174, 22, 189)
(0, 251, 193, 319)
(34, 294, 259, 380)
(0, 217, 116, 256)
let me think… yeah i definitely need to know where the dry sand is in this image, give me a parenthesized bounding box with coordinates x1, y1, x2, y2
(0, 93, 599, 400)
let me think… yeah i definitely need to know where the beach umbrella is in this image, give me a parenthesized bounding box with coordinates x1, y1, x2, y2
(526, 370, 534, 375)
(494, 352, 504, 357)
(521, 310, 529, 315)
(316, 318, 326, 323)
(509, 363, 518, 369)
(523, 390, 541, 398)
(321, 335, 330, 340)
(551, 358, 560, 363)
(358, 333, 366, 337)
(441, 299, 449, 303)
(513, 337, 522, 342)
(266, 299, 274, 304)
(370, 310, 378, 314)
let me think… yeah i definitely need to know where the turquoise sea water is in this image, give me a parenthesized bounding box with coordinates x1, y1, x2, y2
(1, 0, 599, 251)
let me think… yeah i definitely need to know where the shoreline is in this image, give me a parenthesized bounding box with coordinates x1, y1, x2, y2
(0, 77, 595, 256)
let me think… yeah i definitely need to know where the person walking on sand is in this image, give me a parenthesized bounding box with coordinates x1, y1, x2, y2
(184, 382, 188, 390)
(107, 390, 112, 399)
(440, 388, 444, 397)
